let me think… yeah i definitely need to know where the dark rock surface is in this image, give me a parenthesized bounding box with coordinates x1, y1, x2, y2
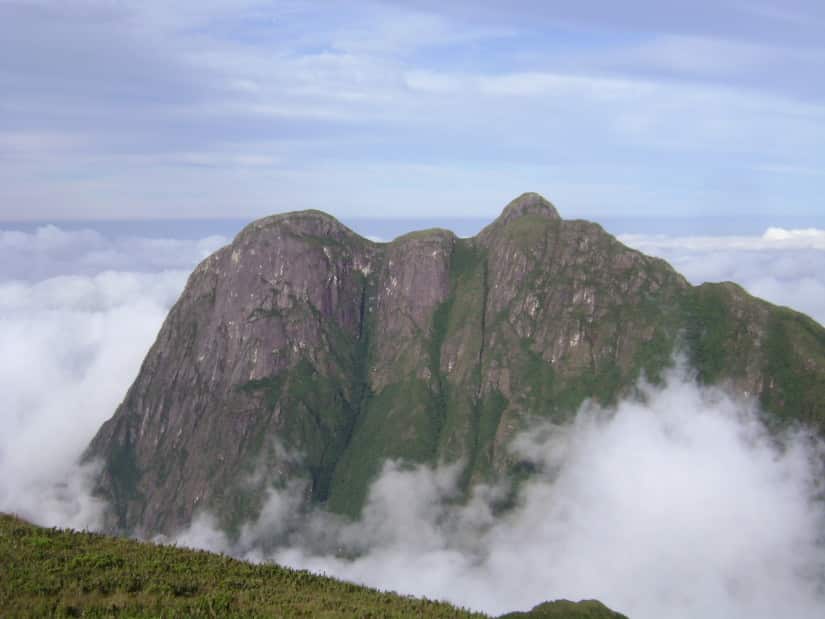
(85, 193, 825, 536)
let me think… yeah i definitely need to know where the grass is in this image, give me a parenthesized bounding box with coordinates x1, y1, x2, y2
(0, 514, 627, 618)
(0, 513, 484, 618)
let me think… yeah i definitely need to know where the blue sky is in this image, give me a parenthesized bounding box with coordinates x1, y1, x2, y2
(1, 0, 824, 221)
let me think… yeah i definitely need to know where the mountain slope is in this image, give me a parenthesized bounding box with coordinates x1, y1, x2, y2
(85, 193, 825, 536)
(2, 513, 629, 618)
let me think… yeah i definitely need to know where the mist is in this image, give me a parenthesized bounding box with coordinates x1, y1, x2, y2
(1, 223, 824, 618)
(173, 370, 825, 618)
(0, 225, 226, 528)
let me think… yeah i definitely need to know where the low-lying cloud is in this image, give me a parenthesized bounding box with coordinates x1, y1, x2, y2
(0, 269, 188, 529)
(1, 223, 824, 618)
(0, 225, 227, 529)
(173, 370, 825, 619)
(0, 224, 225, 280)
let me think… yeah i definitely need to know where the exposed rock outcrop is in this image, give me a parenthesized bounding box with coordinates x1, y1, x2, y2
(85, 193, 825, 536)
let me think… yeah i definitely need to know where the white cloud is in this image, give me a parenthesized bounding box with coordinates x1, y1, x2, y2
(0, 225, 226, 279)
(619, 228, 825, 326)
(0, 226, 225, 528)
(174, 369, 825, 619)
(762, 227, 825, 245)
(621, 227, 825, 250)
(0, 270, 187, 528)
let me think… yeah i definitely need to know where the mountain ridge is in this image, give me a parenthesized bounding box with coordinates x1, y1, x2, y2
(85, 192, 825, 537)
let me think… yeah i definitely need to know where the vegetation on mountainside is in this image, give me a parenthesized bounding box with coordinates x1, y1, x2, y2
(0, 514, 627, 618)
(0, 513, 478, 618)
(684, 282, 825, 430)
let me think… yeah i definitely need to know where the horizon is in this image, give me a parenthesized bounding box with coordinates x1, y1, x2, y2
(3, 211, 825, 242)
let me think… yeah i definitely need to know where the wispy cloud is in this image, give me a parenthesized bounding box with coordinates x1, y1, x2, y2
(2, 1, 824, 219)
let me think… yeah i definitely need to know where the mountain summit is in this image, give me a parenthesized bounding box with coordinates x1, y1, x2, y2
(85, 193, 825, 536)
(492, 192, 561, 224)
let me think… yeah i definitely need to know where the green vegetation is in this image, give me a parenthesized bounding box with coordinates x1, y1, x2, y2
(0, 513, 483, 618)
(391, 227, 455, 243)
(682, 283, 738, 382)
(326, 374, 439, 516)
(0, 514, 626, 618)
(500, 599, 629, 619)
(233, 354, 361, 523)
(681, 282, 825, 431)
(761, 306, 825, 428)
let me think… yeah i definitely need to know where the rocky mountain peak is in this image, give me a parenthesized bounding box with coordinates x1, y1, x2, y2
(234, 209, 357, 246)
(495, 192, 560, 225)
(85, 192, 825, 537)
(476, 192, 562, 246)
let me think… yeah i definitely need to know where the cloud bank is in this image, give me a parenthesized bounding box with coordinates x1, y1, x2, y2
(1, 224, 824, 618)
(0, 226, 227, 528)
(0, 225, 225, 280)
(172, 369, 825, 619)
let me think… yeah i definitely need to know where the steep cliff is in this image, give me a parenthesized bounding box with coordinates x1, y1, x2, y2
(85, 193, 825, 536)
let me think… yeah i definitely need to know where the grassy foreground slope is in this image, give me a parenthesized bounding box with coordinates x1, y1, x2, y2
(0, 514, 626, 618)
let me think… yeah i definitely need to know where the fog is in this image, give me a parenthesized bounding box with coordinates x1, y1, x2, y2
(1, 223, 824, 618)
(0, 225, 226, 528)
(0, 224, 226, 280)
(172, 370, 825, 618)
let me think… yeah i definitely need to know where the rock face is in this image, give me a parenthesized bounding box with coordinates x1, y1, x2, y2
(85, 193, 825, 536)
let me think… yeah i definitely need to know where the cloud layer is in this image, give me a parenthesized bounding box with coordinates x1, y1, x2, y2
(0, 226, 226, 528)
(175, 370, 825, 619)
(0, 225, 225, 280)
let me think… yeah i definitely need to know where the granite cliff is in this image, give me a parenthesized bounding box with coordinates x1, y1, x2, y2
(85, 193, 825, 536)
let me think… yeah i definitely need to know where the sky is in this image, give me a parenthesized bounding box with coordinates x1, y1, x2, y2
(1, 0, 824, 221)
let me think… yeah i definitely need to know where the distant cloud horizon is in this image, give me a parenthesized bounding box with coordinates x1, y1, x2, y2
(1, 219, 823, 325)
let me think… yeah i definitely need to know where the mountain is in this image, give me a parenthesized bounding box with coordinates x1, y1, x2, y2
(85, 192, 825, 537)
(0, 513, 628, 618)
